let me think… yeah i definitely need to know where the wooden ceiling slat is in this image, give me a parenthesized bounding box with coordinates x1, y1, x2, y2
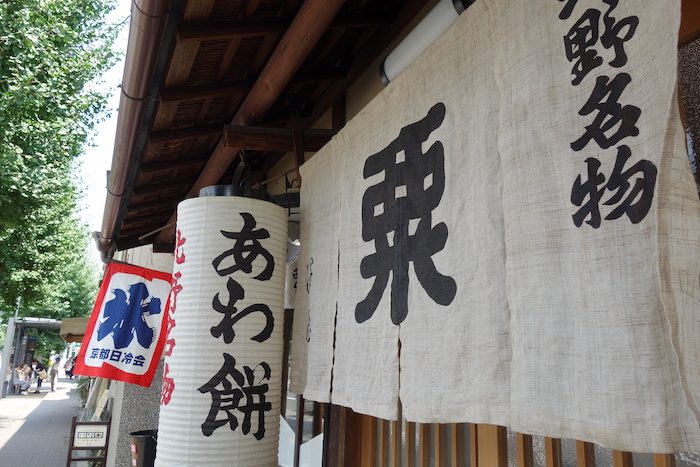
(160, 80, 250, 102)
(139, 154, 208, 176)
(179, 18, 288, 42)
(128, 195, 182, 214)
(123, 212, 173, 226)
(148, 123, 222, 144)
(132, 176, 195, 196)
(178, 13, 389, 43)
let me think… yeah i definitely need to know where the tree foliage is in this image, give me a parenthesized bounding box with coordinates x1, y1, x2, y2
(0, 0, 118, 327)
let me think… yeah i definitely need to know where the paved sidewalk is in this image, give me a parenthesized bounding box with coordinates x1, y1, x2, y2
(0, 377, 81, 467)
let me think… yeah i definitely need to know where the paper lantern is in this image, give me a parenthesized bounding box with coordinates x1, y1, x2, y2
(156, 195, 287, 467)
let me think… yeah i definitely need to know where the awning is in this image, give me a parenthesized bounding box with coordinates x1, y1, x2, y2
(59, 317, 88, 343)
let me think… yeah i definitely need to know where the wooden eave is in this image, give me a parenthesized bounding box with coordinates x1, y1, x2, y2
(107, 0, 429, 254)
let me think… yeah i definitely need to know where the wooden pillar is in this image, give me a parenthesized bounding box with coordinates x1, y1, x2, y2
(544, 437, 562, 467)
(654, 454, 676, 467)
(613, 451, 633, 467)
(476, 425, 507, 467)
(516, 433, 533, 467)
(575, 441, 595, 467)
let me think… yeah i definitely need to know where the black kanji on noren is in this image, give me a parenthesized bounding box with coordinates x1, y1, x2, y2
(211, 277, 273, 343)
(602, 145, 656, 223)
(571, 145, 657, 228)
(198, 353, 272, 440)
(357, 102, 457, 326)
(212, 212, 274, 281)
(559, 0, 579, 20)
(571, 157, 606, 228)
(600, 0, 638, 68)
(571, 73, 640, 152)
(564, 8, 603, 85)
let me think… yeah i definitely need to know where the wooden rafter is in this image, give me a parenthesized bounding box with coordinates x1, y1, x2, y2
(132, 176, 195, 196)
(140, 154, 209, 174)
(178, 13, 389, 42)
(127, 195, 182, 214)
(148, 123, 222, 145)
(223, 124, 336, 152)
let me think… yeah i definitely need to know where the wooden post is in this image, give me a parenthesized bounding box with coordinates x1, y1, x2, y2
(66, 416, 77, 467)
(294, 395, 305, 467)
(405, 422, 416, 467)
(419, 424, 429, 467)
(613, 451, 633, 467)
(469, 424, 478, 467)
(516, 433, 533, 467)
(391, 420, 401, 467)
(544, 437, 562, 467)
(313, 402, 324, 436)
(451, 424, 464, 467)
(360, 415, 377, 467)
(477, 425, 507, 467)
(377, 419, 388, 467)
(654, 454, 676, 467)
(576, 441, 595, 467)
(280, 309, 293, 417)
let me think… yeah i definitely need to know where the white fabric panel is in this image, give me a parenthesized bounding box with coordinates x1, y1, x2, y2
(494, 0, 700, 452)
(289, 149, 342, 401)
(294, 0, 700, 452)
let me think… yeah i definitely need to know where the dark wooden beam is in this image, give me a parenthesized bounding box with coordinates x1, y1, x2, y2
(128, 195, 182, 214)
(140, 154, 209, 174)
(123, 212, 172, 226)
(178, 14, 389, 43)
(178, 17, 288, 41)
(223, 124, 335, 152)
(115, 235, 149, 251)
(132, 176, 195, 196)
(158, 66, 346, 104)
(681, 0, 700, 46)
(307, 0, 428, 126)
(160, 80, 250, 102)
(148, 123, 223, 145)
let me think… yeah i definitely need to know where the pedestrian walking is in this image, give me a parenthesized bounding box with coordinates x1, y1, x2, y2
(49, 357, 61, 391)
(32, 359, 47, 393)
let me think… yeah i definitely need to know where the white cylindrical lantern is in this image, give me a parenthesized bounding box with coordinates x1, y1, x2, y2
(156, 196, 287, 467)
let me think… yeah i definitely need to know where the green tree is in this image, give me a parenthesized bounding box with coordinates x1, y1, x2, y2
(0, 0, 118, 330)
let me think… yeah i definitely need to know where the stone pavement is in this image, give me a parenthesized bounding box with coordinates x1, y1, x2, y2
(0, 377, 81, 467)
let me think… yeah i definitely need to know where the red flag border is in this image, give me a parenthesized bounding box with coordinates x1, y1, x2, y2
(73, 261, 172, 387)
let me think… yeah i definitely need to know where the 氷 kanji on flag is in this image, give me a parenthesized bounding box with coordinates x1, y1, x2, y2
(74, 262, 172, 386)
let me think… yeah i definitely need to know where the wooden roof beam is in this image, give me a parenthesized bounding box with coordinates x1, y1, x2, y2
(681, 0, 700, 46)
(224, 125, 336, 152)
(132, 176, 195, 196)
(128, 195, 182, 214)
(140, 154, 209, 174)
(178, 13, 388, 42)
(158, 66, 347, 103)
(156, 0, 347, 244)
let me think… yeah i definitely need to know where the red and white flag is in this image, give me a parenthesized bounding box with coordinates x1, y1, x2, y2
(74, 262, 172, 386)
